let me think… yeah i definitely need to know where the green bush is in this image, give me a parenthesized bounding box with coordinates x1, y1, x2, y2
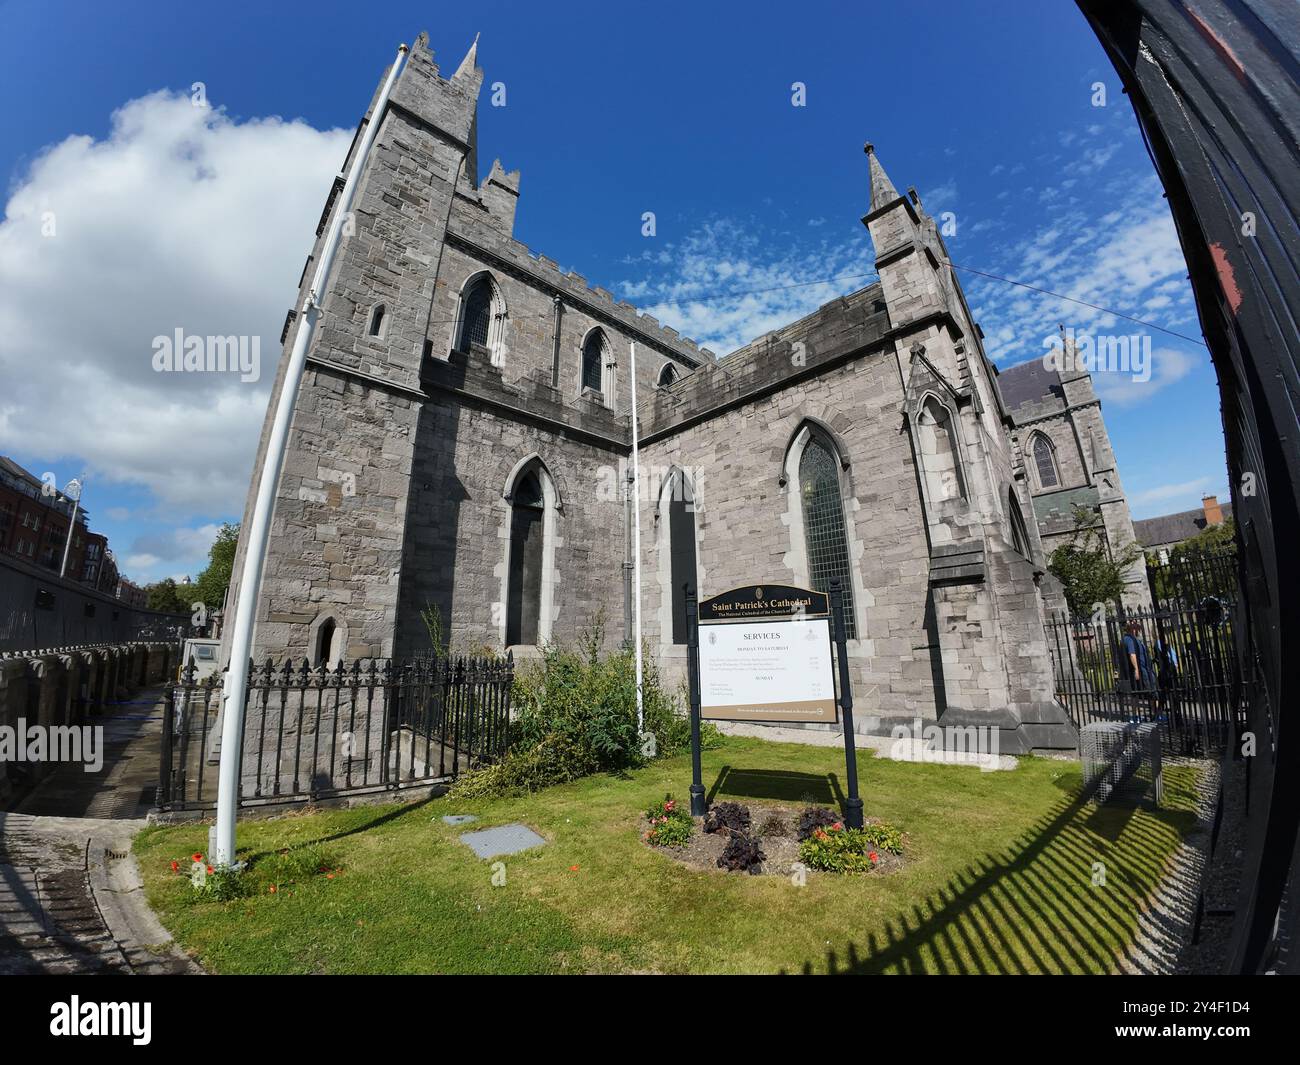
(644, 794, 693, 848)
(798, 821, 903, 873)
(450, 619, 719, 799)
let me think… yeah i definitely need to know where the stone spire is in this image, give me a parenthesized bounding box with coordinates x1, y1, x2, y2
(453, 32, 480, 79)
(864, 142, 900, 212)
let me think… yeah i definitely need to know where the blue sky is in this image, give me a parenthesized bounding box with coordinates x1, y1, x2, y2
(0, 0, 1228, 583)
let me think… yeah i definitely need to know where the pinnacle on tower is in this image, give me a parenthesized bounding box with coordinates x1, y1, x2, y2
(454, 32, 480, 79)
(864, 142, 901, 213)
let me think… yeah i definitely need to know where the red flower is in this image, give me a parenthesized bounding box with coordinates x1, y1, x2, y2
(268, 884, 277, 894)
(192, 853, 203, 863)
(664, 800, 675, 811)
(570, 865, 580, 871)
(170, 860, 179, 872)
(831, 822, 843, 831)
(206, 865, 214, 875)
(869, 851, 879, 863)
(326, 873, 335, 880)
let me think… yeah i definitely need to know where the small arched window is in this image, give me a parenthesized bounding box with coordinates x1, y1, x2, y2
(1032, 434, 1059, 488)
(658, 362, 678, 388)
(799, 434, 857, 639)
(458, 276, 494, 352)
(581, 331, 606, 396)
(368, 304, 385, 338)
(315, 617, 337, 667)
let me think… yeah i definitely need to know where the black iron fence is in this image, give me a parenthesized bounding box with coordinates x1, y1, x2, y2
(1046, 603, 1245, 755)
(1146, 548, 1238, 609)
(158, 653, 514, 812)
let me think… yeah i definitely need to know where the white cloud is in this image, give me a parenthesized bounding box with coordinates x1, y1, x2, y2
(1092, 345, 1199, 406)
(618, 217, 877, 355)
(0, 92, 351, 519)
(1131, 477, 1213, 507)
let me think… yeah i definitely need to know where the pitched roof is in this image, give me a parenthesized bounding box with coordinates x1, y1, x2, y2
(997, 358, 1062, 413)
(1134, 504, 1234, 548)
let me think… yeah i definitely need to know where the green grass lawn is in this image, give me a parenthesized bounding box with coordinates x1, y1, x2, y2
(135, 737, 1200, 974)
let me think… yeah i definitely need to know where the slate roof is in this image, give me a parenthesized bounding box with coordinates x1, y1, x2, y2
(1133, 505, 1234, 548)
(997, 359, 1062, 413)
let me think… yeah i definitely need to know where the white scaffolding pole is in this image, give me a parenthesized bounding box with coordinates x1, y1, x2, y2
(212, 43, 409, 868)
(629, 342, 644, 732)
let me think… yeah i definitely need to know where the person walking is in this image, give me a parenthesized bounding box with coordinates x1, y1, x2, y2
(1122, 619, 1158, 720)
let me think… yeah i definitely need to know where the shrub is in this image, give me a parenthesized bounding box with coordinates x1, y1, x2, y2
(798, 821, 903, 873)
(796, 806, 842, 841)
(757, 814, 790, 838)
(644, 794, 693, 848)
(451, 619, 719, 799)
(717, 833, 765, 874)
(703, 801, 751, 837)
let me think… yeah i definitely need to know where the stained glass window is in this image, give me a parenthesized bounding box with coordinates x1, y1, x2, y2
(1033, 434, 1058, 488)
(799, 436, 857, 639)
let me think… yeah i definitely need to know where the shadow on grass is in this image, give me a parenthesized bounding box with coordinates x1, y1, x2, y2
(236, 794, 439, 867)
(788, 787, 1198, 975)
(707, 765, 844, 807)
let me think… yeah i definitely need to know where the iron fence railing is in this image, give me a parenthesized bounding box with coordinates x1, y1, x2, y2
(159, 653, 514, 812)
(1146, 548, 1238, 609)
(1046, 603, 1246, 755)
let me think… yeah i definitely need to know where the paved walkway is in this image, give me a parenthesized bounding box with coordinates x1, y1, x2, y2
(715, 720, 1018, 770)
(0, 688, 200, 975)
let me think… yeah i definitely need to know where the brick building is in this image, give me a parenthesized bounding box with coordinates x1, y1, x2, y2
(223, 34, 1080, 752)
(0, 456, 125, 594)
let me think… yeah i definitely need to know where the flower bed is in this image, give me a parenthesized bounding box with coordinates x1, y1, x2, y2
(641, 800, 905, 878)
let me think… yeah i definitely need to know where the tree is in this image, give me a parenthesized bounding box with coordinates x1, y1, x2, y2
(1147, 516, 1237, 604)
(145, 577, 190, 615)
(1047, 504, 1143, 617)
(194, 522, 240, 609)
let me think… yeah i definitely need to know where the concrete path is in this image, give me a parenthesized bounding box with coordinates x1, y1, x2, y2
(0, 688, 200, 975)
(715, 720, 1019, 770)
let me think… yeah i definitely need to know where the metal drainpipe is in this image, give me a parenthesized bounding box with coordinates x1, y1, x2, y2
(550, 295, 563, 388)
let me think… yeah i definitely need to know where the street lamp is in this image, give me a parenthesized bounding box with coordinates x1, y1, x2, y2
(59, 477, 83, 579)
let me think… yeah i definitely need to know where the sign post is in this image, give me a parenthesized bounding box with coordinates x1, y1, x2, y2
(686, 582, 862, 827)
(685, 587, 706, 816)
(829, 578, 863, 829)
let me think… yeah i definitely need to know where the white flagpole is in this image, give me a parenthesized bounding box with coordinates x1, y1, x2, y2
(212, 43, 409, 868)
(629, 342, 644, 733)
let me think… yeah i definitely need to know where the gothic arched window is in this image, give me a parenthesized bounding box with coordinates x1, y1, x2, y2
(666, 471, 697, 645)
(1032, 434, 1059, 489)
(458, 276, 494, 353)
(368, 304, 385, 338)
(917, 396, 967, 502)
(799, 435, 857, 639)
(581, 330, 606, 396)
(658, 362, 678, 388)
(506, 470, 545, 646)
(1009, 489, 1032, 557)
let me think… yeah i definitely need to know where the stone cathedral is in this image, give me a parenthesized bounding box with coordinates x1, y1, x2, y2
(223, 32, 1083, 752)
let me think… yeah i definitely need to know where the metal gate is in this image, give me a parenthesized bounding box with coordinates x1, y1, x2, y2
(1046, 601, 1246, 755)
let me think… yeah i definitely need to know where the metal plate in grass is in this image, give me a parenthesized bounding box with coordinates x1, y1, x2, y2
(441, 814, 478, 826)
(459, 823, 546, 859)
